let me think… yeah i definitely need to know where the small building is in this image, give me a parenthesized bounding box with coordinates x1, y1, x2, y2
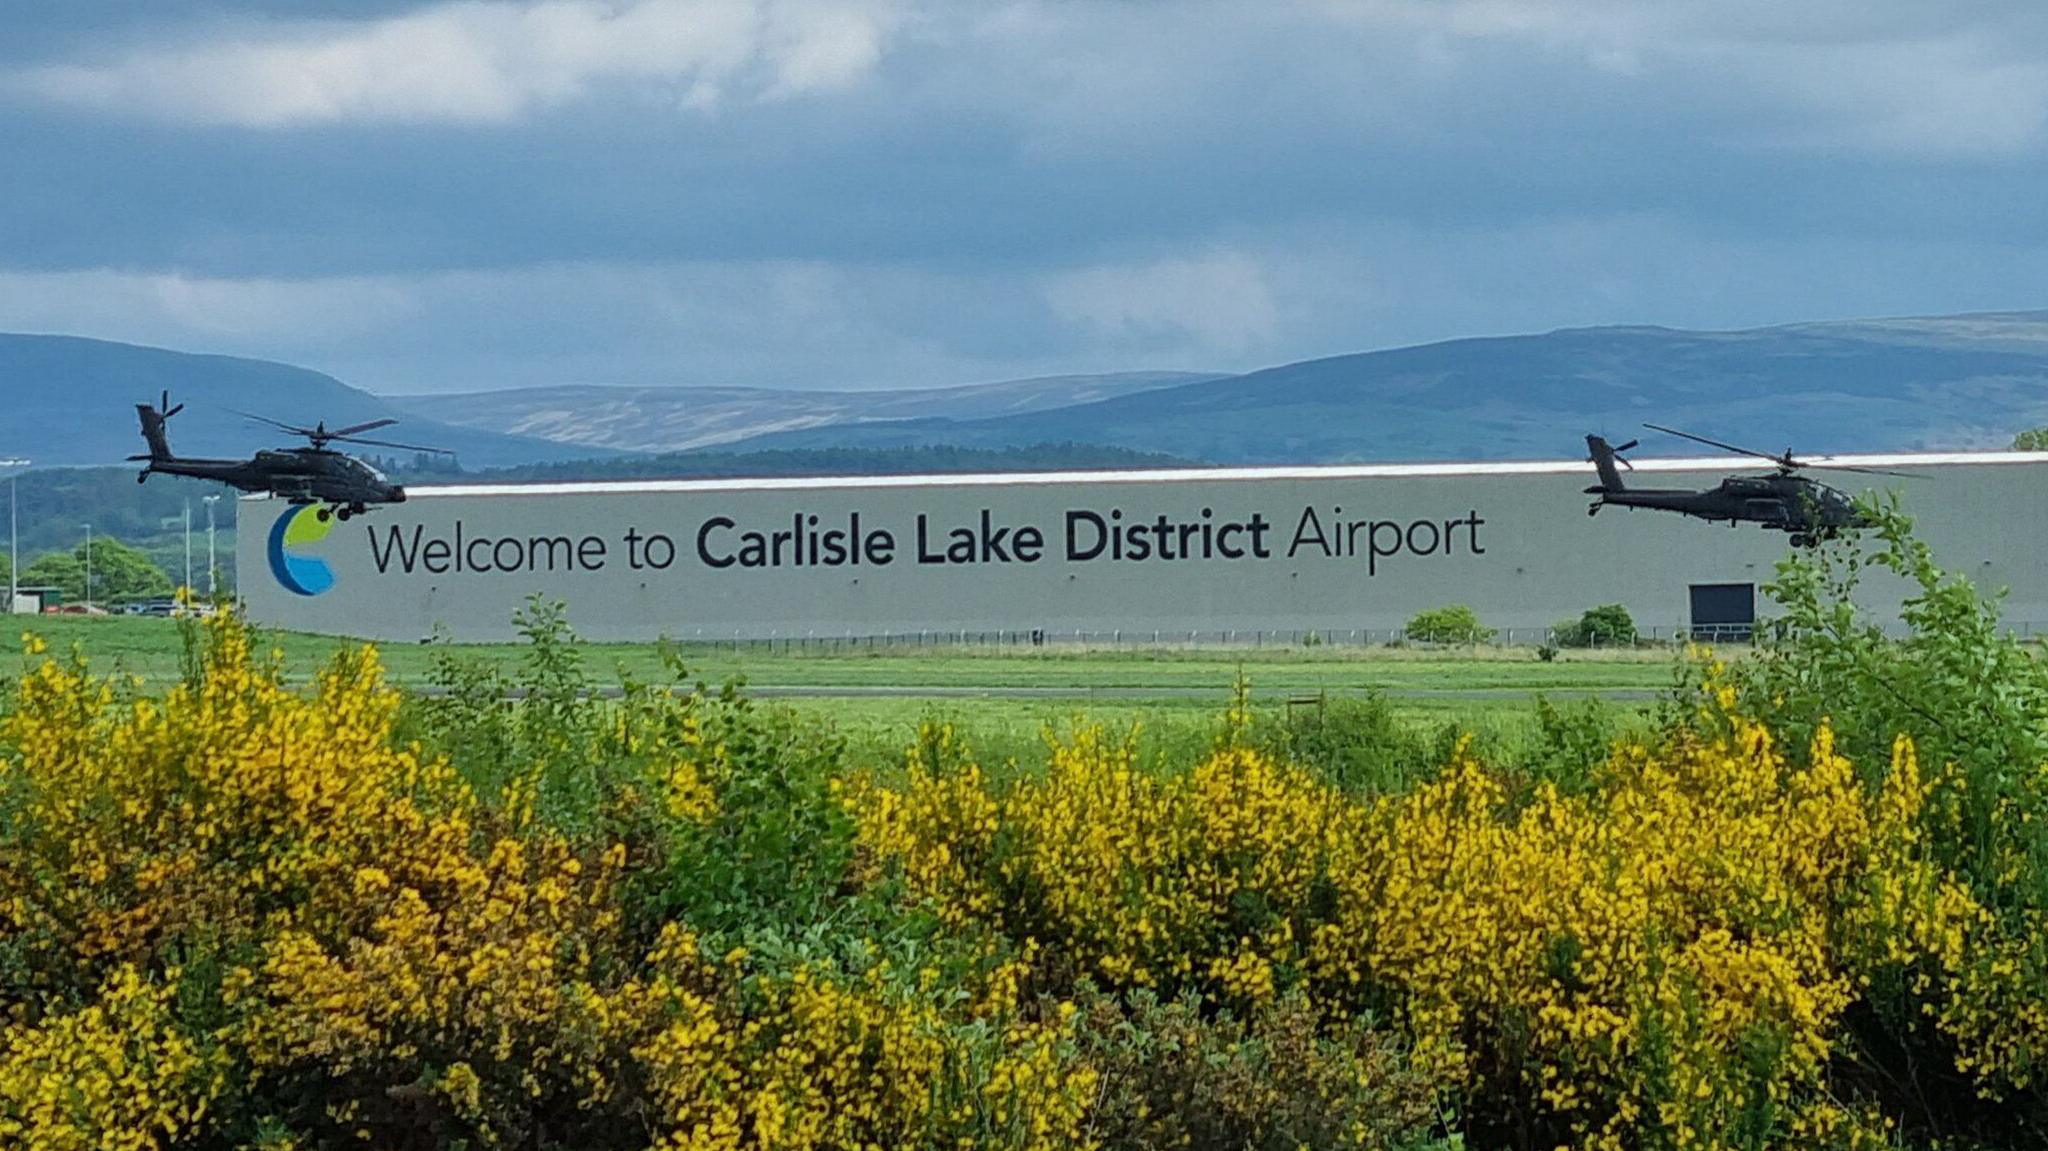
(9, 586, 56, 615)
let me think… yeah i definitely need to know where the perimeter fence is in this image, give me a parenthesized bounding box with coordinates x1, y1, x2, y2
(647, 621, 2048, 654)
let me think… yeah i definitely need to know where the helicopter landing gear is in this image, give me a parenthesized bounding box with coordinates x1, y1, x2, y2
(312, 502, 365, 523)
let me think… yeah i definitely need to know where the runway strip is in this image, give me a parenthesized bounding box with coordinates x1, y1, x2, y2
(420, 684, 1661, 703)
(744, 685, 1661, 701)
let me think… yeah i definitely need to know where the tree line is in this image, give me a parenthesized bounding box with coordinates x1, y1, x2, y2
(0, 467, 236, 602)
(1, 534, 187, 604)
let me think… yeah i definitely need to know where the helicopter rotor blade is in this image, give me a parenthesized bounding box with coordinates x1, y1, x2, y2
(1642, 423, 1793, 466)
(1612, 439, 1639, 454)
(231, 409, 316, 437)
(327, 418, 398, 438)
(1805, 463, 1926, 480)
(331, 434, 455, 455)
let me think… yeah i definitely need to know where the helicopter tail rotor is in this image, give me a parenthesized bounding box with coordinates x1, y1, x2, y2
(133, 391, 181, 465)
(158, 390, 184, 420)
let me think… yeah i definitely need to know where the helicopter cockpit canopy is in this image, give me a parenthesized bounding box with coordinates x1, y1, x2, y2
(1811, 484, 1856, 513)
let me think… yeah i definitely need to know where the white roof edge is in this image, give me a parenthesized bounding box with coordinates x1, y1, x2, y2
(240, 450, 2048, 500)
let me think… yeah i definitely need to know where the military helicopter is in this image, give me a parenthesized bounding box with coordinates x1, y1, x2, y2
(131, 392, 450, 521)
(1584, 423, 1915, 547)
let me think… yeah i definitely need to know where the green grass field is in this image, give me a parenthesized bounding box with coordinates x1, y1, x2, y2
(15, 615, 1692, 768)
(16, 615, 1682, 691)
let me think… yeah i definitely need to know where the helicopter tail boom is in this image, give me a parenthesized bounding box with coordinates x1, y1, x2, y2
(1585, 434, 1630, 494)
(130, 390, 191, 482)
(134, 398, 177, 462)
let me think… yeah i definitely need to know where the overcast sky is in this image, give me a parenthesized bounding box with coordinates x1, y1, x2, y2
(2, 0, 2046, 394)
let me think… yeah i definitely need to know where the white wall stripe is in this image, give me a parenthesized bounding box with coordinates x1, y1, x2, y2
(304, 450, 2048, 500)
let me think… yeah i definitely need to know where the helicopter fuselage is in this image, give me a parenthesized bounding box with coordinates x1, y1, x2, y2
(1589, 473, 1868, 539)
(131, 395, 436, 519)
(140, 448, 407, 511)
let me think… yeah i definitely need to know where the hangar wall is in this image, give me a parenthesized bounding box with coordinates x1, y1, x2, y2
(238, 453, 2048, 643)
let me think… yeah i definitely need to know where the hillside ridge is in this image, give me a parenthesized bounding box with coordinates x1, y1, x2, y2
(703, 311, 2048, 462)
(0, 332, 612, 468)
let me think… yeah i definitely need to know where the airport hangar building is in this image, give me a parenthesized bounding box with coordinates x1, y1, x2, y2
(240, 450, 2048, 645)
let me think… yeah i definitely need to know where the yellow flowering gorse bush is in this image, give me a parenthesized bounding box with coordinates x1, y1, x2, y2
(6, 595, 2048, 1150)
(0, 614, 1096, 1151)
(0, 964, 222, 1151)
(847, 721, 1343, 999)
(847, 684, 2047, 1149)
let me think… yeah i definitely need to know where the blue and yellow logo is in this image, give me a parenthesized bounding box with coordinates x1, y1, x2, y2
(268, 505, 335, 596)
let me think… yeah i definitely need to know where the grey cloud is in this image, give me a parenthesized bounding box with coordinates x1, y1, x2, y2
(0, 0, 2042, 393)
(7, 216, 2047, 395)
(10, 1, 904, 126)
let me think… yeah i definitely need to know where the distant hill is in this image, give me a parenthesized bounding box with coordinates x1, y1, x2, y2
(389, 372, 1220, 453)
(0, 334, 615, 468)
(706, 311, 2048, 462)
(472, 442, 1202, 483)
(17, 309, 2048, 480)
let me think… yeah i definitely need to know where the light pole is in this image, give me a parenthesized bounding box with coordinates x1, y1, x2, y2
(184, 500, 193, 596)
(0, 458, 27, 613)
(204, 495, 220, 598)
(81, 523, 92, 613)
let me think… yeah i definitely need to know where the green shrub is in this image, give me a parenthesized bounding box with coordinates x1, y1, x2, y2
(1742, 498, 2048, 902)
(1735, 497, 2048, 1119)
(1523, 694, 1614, 795)
(407, 595, 612, 830)
(1553, 603, 1636, 648)
(1264, 691, 1433, 796)
(628, 693, 857, 942)
(1404, 604, 1493, 645)
(1075, 988, 1447, 1151)
(405, 596, 859, 943)
(1580, 603, 1636, 645)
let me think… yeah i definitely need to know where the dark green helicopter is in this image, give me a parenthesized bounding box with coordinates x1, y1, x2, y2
(132, 392, 451, 521)
(1584, 424, 1914, 547)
